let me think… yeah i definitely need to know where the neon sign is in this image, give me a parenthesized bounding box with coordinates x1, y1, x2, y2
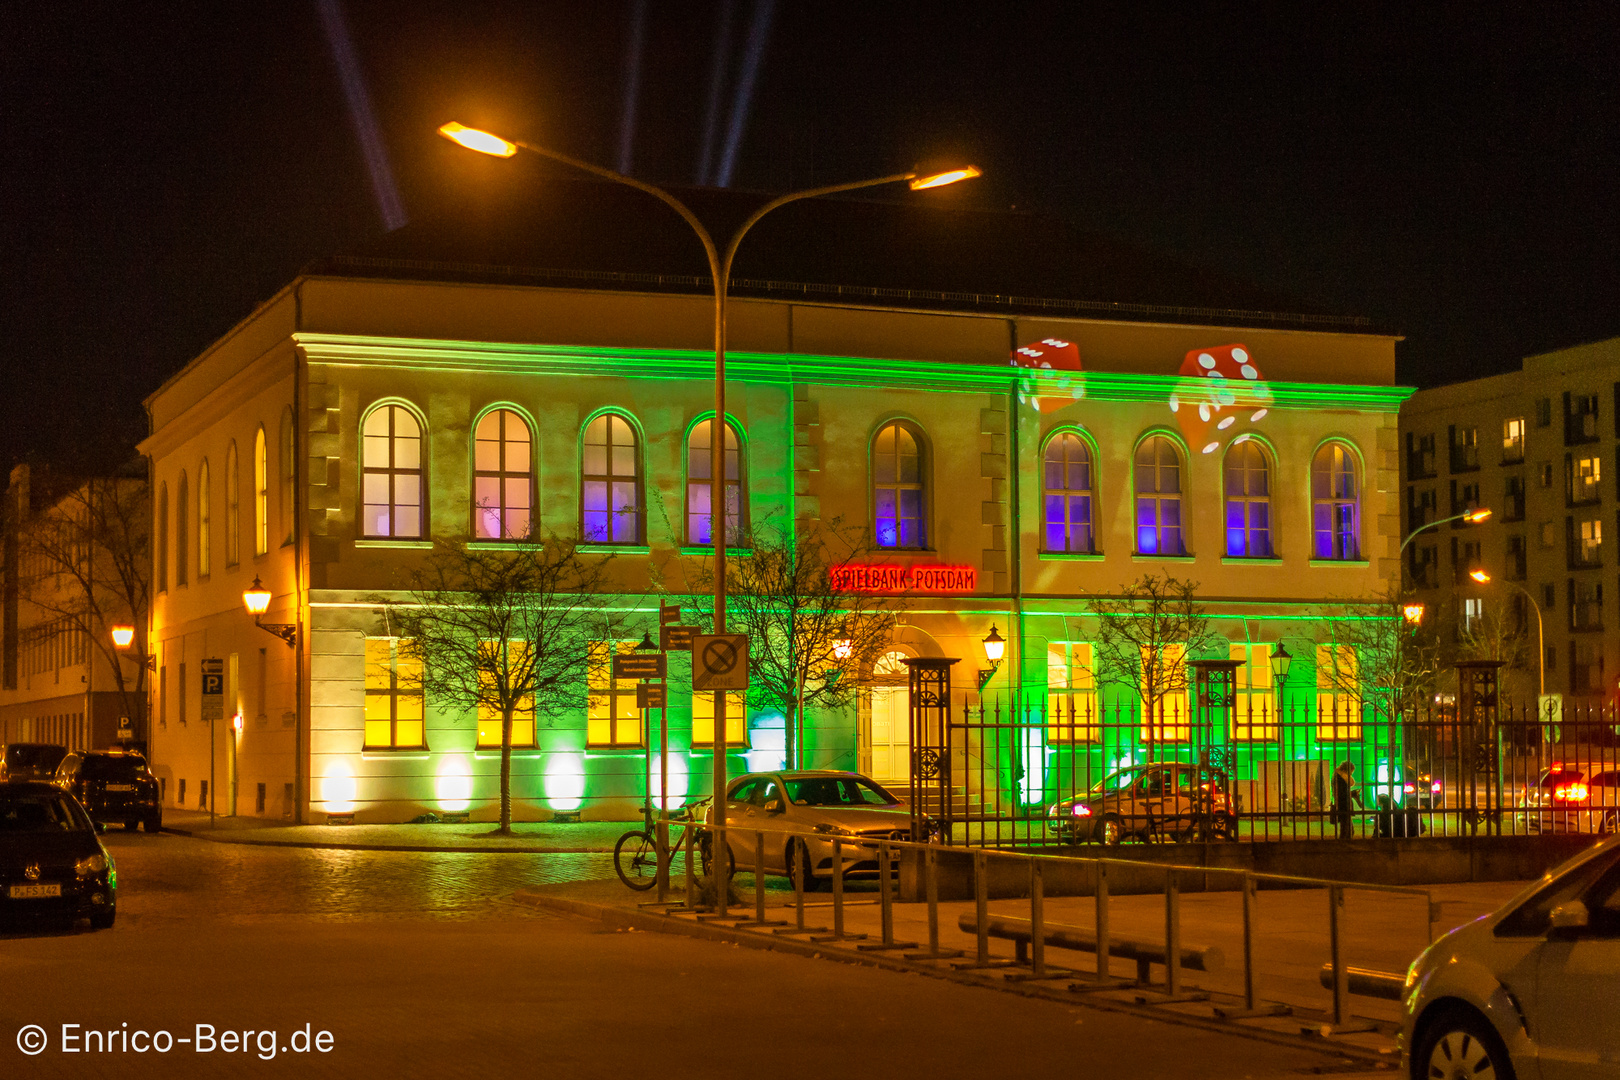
(831, 563, 977, 593)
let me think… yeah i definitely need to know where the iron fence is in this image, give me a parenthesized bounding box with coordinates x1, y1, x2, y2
(924, 694, 1620, 848)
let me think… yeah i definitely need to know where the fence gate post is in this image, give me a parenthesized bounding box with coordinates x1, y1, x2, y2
(1096, 860, 1111, 979)
(1242, 872, 1257, 1010)
(904, 657, 959, 845)
(1329, 884, 1347, 1025)
(926, 846, 940, 955)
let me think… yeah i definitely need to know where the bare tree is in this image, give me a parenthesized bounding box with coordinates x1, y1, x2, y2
(683, 518, 897, 769)
(1314, 588, 1444, 725)
(379, 536, 622, 833)
(1088, 573, 1210, 763)
(1452, 594, 1530, 689)
(13, 469, 150, 735)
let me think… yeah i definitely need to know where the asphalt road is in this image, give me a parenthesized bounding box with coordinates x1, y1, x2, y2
(0, 831, 1393, 1079)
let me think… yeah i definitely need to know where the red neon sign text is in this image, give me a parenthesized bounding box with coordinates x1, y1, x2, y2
(830, 564, 977, 593)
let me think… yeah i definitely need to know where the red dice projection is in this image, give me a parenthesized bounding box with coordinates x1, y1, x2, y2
(1010, 338, 1083, 412)
(1170, 344, 1273, 456)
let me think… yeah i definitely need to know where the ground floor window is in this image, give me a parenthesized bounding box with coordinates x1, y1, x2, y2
(1315, 643, 1362, 740)
(1230, 642, 1277, 741)
(1140, 643, 1190, 744)
(691, 691, 749, 748)
(365, 638, 426, 749)
(587, 641, 643, 747)
(477, 640, 537, 748)
(1045, 642, 1099, 742)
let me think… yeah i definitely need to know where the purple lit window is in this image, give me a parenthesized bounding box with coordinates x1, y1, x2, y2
(687, 419, 744, 545)
(1043, 433, 1094, 553)
(1223, 440, 1272, 557)
(1312, 443, 1359, 560)
(873, 421, 926, 548)
(473, 409, 532, 540)
(1134, 436, 1184, 555)
(581, 413, 642, 544)
(362, 405, 423, 538)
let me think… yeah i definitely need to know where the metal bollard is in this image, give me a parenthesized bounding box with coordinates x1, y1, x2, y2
(974, 849, 989, 965)
(714, 821, 728, 917)
(793, 835, 806, 930)
(832, 838, 845, 938)
(656, 818, 670, 903)
(755, 831, 767, 924)
(878, 841, 894, 945)
(683, 822, 696, 910)
(1329, 884, 1347, 1025)
(1096, 860, 1111, 979)
(1164, 869, 1181, 996)
(1242, 873, 1257, 1010)
(1029, 858, 1046, 977)
(926, 846, 940, 955)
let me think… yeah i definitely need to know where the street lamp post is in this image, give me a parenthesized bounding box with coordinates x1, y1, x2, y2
(1469, 569, 1545, 697)
(1400, 508, 1492, 556)
(440, 122, 980, 907)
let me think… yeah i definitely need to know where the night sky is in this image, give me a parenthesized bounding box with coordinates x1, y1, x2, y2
(3, 2, 1617, 478)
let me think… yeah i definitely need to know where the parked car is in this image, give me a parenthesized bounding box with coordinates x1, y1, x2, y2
(703, 770, 927, 890)
(54, 749, 162, 833)
(1401, 770, 1443, 809)
(1520, 762, 1620, 835)
(1400, 833, 1619, 1080)
(1047, 762, 1237, 845)
(2, 742, 69, 783)
(0, 781, 117, 929)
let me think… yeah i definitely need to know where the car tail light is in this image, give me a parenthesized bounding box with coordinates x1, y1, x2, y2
(1431, 781, 1442, 793)
(1071, 805, 1092, 817)
(1553, 782, 1590, 802)
(1403, 783, 1415, 794)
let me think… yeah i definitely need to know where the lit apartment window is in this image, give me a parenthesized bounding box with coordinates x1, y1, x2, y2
(364, 638, 426, 750)
(1502, 417, 1525, 463)
(1312, 443, 1360, 560)
(581, 413, 642, 545)
(692, 691, 748, 748)
(475, 640, 536, 749)
(586, 641, 642, 747)
(1042, 433, 1094, 554)
(1580, 519, 1602, 564)
(474, 408, 533, 540)
(1134, 436, 1184, 555)
(361, 405, 424, 539)
(873, 421, 927, 549)
(686, 417, 744, 546)
(1223, 440, 1272, 558)
(1462, 596, 1484, 634)
(1046, 642, 1099, 743)
(1573, 455, 1602, 503)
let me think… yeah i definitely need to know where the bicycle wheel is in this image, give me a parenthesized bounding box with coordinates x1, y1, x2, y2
(614, 830, 660, 891)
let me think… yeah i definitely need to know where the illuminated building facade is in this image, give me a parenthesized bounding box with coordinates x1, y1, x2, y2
(141, 190, 1409, 822)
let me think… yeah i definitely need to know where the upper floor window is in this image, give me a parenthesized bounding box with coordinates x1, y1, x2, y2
(1311, 443, 1360, 560)
(225, 440, 240, 565)
(365, 638, 426, 750)
(873, 421, 926, 549)
(1133, 435, 1184, 555)
(1223, 440, 1272, 558)
(1504, 475, 1525, 522)
(1566, 392, 1600, 445)
(1570, 454, 1602, 506)
(1502, 417, 1525, 463)
(1405, 432, 1436, 478)
(175, 471, 189, 587)
(686, 417, 744, 546)
(156, 482, 169, 593)
(279, 407, 295, 546)
(1448, 425, 1479, 472)
(197, 459, 211, 577)
(474, 408, 533, 540)
(1042, 433, 1094, 554)
(1535, 397, 1553, 427)
(581, 413, 641, 545)
(254, 426, 269, 556)
(362, 405, 424, 539)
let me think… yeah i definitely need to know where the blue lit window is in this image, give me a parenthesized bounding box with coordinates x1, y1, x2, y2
(1134, 436, 1184, 555)
(1043, 433, 1094, 553)
(1312, 443, 1360, 560)
(1223, 440, 1272, 557)
(581, 413, 642, 544)
(873, 421, 926, 549)
(686, 418, 744, 546)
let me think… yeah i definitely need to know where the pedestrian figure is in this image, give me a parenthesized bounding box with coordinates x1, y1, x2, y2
(1331, 760, 1361, 840)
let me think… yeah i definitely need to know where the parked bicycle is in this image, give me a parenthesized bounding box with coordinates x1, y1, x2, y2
(613, 799, 710, 891)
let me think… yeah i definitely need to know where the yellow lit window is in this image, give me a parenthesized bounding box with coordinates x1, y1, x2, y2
(691, 691, 749, 748)
(1046, 642, 1098, 742)
(476, 640, 536, 748)
(1230, 642, 1277, 741)
(1315, 643, 1361, 740)
(364, 638, 425, 750)
(587, 641, 643, 747)
(1140, 643, 1190, 744)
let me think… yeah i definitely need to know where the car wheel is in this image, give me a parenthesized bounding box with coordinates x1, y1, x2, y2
(1097, 815, 1123, 846)
(1416, 1008, 1515, 1080)
(90, 908, 116, 930)
(699, 835, 735, 880)
(787, 840, 819, 892)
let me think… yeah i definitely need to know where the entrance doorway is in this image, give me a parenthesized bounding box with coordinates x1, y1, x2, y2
(867, 651, 911, 784)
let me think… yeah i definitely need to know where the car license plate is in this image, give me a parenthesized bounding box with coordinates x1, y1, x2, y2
(105, 784, 136, 792)
(8, 883, 62, 899)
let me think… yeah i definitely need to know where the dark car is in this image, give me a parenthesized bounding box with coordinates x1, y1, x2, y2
(2, 743, 69, 783)
(1048, 762, 1237, 844)
(54, 750, 162, 832)
(0, 782, 117, 929)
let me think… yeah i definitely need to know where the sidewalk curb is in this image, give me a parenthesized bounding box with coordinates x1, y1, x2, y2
(511, 887, 1397, 1068)
(159, 825, 614, 855)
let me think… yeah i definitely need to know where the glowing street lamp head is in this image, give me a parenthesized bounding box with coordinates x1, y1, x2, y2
(1402, 603, 1426, 626)
(982, 624, 1006, 664)
(243, 576, 272, 616)
(833, 639, 853, 661)
(438, 121, 518, 158)
(1463, 507, 1493, 524)
(1469, 569, 1491, 584)
(908, 165, 981, 190)
(110, 625, 136, 649)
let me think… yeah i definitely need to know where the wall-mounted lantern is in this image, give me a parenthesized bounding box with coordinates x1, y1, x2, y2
(243, 576, 297, 649)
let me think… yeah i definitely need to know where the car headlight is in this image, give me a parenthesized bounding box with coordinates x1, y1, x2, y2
(812, 824, 856, 837)
(1071, 805, 1093, 817)
(75, 853, 108, 877)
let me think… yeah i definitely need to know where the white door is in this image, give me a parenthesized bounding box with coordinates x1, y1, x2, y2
(868, 651, 911, 784)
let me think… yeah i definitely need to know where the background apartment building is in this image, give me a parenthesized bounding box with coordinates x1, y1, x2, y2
(1401, 336, 1620, 701)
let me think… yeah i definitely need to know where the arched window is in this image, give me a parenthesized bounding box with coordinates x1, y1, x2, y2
(474, 408, 533, 540)
(686, 417, 743, 546)
(362, 404, 424, 538)
(873, 421, 926, 549)
(1133, 435, 1184, 555)
(1312, 442, 1360, 560)
(254, 425, 269, 556)
(581, 413, 641, 544)
(225, 441, 240, 566)
(197, 459, 211, 577)
(279, 406, 295, 546)
(175, 471, 188, 586)
(1223, 440, 1272, 558)
(156, 482, 169, 593)
(1043, 432, 1094, 553)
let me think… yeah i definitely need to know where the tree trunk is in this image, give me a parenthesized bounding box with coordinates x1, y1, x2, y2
(783, 696, 796, 771)
(498, 707, 514, 834)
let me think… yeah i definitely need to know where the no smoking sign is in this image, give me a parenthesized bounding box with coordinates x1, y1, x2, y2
(691, 634, 748, 691)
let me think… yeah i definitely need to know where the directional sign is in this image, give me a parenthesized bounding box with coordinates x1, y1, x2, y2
(636, 683, 667, 710)
(692, 634, 748, 691)
(660, 604, 682, 626)
(200, 658, 225, 723)
(660, 624, 699, 652)
(612, 652, 667, 681)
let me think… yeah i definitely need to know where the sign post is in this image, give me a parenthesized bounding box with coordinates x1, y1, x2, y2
(201, 659, 224, 825)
